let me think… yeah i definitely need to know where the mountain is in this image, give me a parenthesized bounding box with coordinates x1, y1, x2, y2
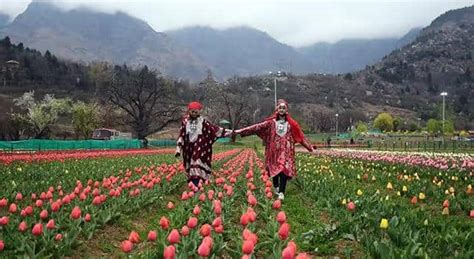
(0, 2, 208, 80)
(353, 5, 474, 121)
(166, 26, 314, 79)
(0, 13, 10, 28)
(298, 28, 422, 74)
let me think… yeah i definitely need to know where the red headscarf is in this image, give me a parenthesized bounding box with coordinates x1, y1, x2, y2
(267, 99, 305, 143)
(188, 101, 203, 111)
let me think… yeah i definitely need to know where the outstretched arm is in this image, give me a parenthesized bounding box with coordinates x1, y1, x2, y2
(235, 120, 271, 139)
(300, 138, 314, 152)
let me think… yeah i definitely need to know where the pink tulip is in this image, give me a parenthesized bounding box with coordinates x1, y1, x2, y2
(167, 229, 180, 244)
(32, 223, 43, 236)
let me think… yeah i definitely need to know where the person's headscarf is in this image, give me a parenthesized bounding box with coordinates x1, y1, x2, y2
(188, 101, 203, 111)
(267, 99, 305, 143)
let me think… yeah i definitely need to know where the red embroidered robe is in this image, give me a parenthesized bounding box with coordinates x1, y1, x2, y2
(236, 119, 312, 178)
(177, 116, 231, 180)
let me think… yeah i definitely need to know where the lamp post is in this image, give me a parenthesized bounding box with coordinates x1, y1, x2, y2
(335, 113, 339, 138)
(440, 92, 447, 144)
(269, 71, 282, 107)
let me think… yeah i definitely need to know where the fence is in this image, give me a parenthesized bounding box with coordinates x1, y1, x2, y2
(0, 139, 142, 151)
(373, 140, 473, 152)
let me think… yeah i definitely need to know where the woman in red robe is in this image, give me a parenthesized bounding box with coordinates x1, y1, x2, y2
(235, 99, 314, 200)
(176, 101, 232, 187)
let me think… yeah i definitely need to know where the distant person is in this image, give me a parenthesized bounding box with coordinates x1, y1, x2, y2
(350, 137, 354, 145)
(327, 136, 332, 147)
(234, 99, 314, 200)
(175, 101, 232, 187)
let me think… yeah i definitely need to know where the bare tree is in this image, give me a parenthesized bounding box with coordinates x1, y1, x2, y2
(103, 65, 181, 141)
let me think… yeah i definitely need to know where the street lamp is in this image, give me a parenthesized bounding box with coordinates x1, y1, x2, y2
(440, 92, 448, 143)
(335, 113, 339, 137)
(269, 71, 282, 107)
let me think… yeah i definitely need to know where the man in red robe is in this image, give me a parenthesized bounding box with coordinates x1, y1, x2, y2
(235, 99, 314, 200)
(176, 101, 232, 187)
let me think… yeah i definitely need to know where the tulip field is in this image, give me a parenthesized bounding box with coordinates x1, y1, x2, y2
(0, 147, 473, 258)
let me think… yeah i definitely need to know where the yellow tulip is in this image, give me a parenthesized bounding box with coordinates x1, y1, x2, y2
(423, 219, 428, 226)
(402, 186, 408, 192)
(386, 182, 393, 190)
(357, 189, 363, 196)
(341, 199, 347, 205)
(442, 207, 449, 215)
(396, 191, 401, 196)
(419, 193, 426, 200)
(372, 176, 376, 181)
(380, 218, 389, 229)
(449, 187, 455, 193)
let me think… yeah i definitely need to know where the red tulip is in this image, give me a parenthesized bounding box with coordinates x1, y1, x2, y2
(181, 225, 190, 236)
(84, 213, 91, 222)
(276, 211, 287, 224)
(18, 221, 28, 232)
(197, 240, 211, 257)
(0, 198, 7, 207)
(347, 202, 356, 212)
(443, 200, 450, 208)
(128, 231, 140, 243)
(470, 210, 474, 218)
(160, 217, 170, 229)
(121, 240, 133, 253)
(147, 230, 157, 241)
(40, 210, 49, 220)
(163, 245, 176, 259)
(193, 205, 201, 215)
(282, 246, 296, 259)
(246, 208, 256, 222)
(411, 196, 418, 205)
(46, 219, 56, 229)
(242, 240, 255, 255)
(187, 217, 198, 229)
(35, 199, 43, 208)
(70, 206, 81, 219)
(167, 202, 174, 209)
(212, 217, 222, 228)
(25, 206, 33, 215)
(0, 240, 3, 251)
(8, 203, 17, 213)
(92, 196, 101, 205)
(247, 195, 257, 206)
(55, 233, 63, 241)
(272, 199, 282, 210)
(214, 224, 224, 233)
(295, 253, 311, 259)
(51, 201, 60, 212)
(240, 213, 250, 226)
(15, 192, 23, 201)
(200, 224, 212, 237)
(0, 216, 8, 226)
(278, 223, 290, 240)
(167, 229, 180, 244)
(32, 223, 43, 236)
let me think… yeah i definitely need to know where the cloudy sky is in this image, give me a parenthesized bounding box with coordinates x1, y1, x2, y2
(0, 0, 472, 47)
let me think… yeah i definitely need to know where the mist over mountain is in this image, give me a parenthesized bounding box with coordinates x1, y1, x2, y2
(0, 1, 208, 80)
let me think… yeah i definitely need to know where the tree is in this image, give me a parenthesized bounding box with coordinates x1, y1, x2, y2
(373, 112, 394, 132)
(356, 121, 368, 133)
(204, 77, 254, 131)
(72, 101, 100, 139)
(393, 117, 404, 132)
(426, 119, 440, 135)
(103, 65, 181, 141)
(12, 91, 71, 138)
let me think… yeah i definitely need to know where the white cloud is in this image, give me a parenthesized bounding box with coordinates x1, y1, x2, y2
(0, 0, 472, 46)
